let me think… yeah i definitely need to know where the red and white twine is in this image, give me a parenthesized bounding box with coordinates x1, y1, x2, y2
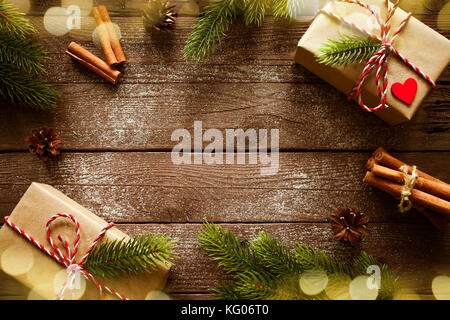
(320, 0, 436, 112)
(4, 213, 128, 300)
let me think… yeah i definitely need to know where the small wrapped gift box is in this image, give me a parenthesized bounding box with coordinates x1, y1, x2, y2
(0, 183, 170, 300)
(294, 0, 450, 125)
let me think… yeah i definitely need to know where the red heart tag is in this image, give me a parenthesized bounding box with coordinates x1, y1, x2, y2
(391, 78, 417, 105)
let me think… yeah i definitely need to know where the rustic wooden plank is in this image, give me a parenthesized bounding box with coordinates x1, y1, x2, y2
(1, 152, 448, 224)
(116, 223, 450, 295)
(1, 83, 449, 151)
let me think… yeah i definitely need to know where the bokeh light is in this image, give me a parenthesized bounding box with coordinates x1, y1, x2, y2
(69, 16, 96, 41)
(53, 269, 86, 300)
(299, 269, 328, 296)
(1, 245, 34, 276)
(44, 7, 70, 36)
(27, 283, 54, 300)
(288, 0, 331, 22)
(145, 290, 171, 300)
(437, 2, 450, 31)
(349, 275, 379, 300)
(325, 274, 351, 300)
(92, 23, 122, 48)
(432, 275, 450, 300)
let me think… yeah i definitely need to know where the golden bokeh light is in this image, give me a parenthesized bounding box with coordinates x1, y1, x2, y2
(299, 269, 328, 296)
(288, 0, 321, 22)
(349, 275, 379, 300)
(145, 290, 171, 300)
(432, 275, 450, 300)
(393, 289, 422, 300)
(53, 269, 87, 300)
(437, 2, 450, 31)
(1, 245, 34, 276)
(92, 23, 122, 48)
(27, 283, 54, 300)
(325, 274, 351, 300)
(69, 16, 96, 41)
(43, 7, 70, 36)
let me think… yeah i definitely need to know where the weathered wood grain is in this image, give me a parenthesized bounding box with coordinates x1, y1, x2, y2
(1, 152, 448, 224)
(1, 82, 449, 151)
(116, 223, 450, 295)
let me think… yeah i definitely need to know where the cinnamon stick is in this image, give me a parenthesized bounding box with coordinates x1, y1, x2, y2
(363, 171, 450, 220)
(370, 163, 450, 201)
(97, 5, 126, 64)
(92, 6, 118, 66)
(66, 42, 121, 84)
(370, 147, 443, 183)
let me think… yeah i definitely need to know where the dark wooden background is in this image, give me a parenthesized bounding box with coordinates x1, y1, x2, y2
(0, 0, 449, 299)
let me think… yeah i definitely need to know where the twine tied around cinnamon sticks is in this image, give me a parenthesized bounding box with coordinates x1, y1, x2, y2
(398, 165, 418, 213)
(364, 147, 450, 230)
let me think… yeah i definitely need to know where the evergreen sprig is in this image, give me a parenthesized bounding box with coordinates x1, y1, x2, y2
(184, 0, 305, 63)
(183, 0, 239, 63)
(0, 0, 35, 38)
(0, 0, 59, 109)
(83, 234, 177, 278)
(316, 33, 381, 66)
(198, 222, 399, 300)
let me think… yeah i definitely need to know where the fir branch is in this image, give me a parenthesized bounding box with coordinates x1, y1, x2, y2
(272, 0, 303, 20)
(316, 33, 381, 66)
(0, 0, 35, 38)
(0, 64, 59, 109)
(242, 0, 270, 26)
(198, 222, 399, 300)
(84, 234, 177, 278)
(197, 222, 262, 273)
(294, 244, 357, 277)
(183, 0, 239, 63)
(251, 232, 303, 276)
(0, 33, 49, 74)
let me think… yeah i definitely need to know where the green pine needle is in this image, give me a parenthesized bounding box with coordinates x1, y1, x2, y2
(198, 222, 399, 300)
(0, 0, 35, 38)
(183, 0, 238, 63)
(0, 33, 49, 74)
(84, 234, 177, 279)
(184, 0, 306, 63)
(0, 0, 60, 110)
(243, 0, 270, 26)
(0, 64, 59, 109)
(316, 33, 381, 66)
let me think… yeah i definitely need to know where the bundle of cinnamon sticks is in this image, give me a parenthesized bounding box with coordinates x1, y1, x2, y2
(363, 147, 450, 230)
(66, 5, 126, 84)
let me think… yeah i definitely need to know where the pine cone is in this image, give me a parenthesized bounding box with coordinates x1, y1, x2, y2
(142, 0, 177, 32)
(26, 126, 63, 161)
(329, 208, 368, 245)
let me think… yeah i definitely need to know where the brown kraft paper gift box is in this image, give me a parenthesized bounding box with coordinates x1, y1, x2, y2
(294, 0, 450, 125)
(0, 183, 171, 300)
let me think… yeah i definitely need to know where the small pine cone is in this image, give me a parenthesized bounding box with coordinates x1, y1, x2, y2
(329, 208, 369, 245)
(142, 0, 177, 32)
(26, 126, 63, 161)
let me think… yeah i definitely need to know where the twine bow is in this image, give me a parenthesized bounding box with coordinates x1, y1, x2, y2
(398, 165, 418, 213)
(4, 213, 128, 300)
(321, 0, 436, 112)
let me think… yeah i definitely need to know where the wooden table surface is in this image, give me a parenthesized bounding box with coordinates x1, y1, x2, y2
(1, 0, 449, 300)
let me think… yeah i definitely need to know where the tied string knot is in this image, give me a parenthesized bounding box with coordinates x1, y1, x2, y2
(4, 213, 128, 300)
(321, 0, 436, 112)
(398, 165, 418, 213)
